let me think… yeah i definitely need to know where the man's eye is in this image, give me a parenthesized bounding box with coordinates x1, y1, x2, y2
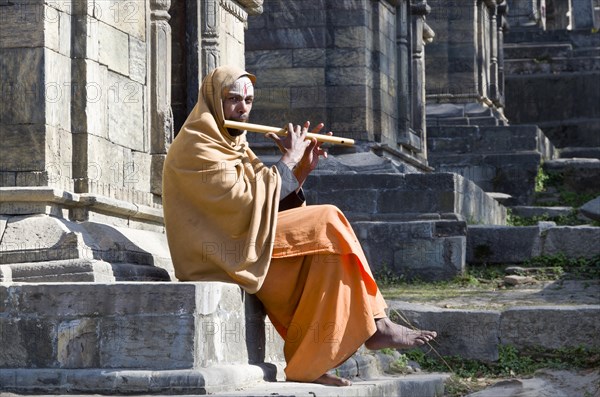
(245, 98, 253, 104)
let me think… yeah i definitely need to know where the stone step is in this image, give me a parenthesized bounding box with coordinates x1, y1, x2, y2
(303, 171, 506, 225)
(542, 158, 600, 197)
(208, 374, 449, 397)
(354, 220, 467, 282)
(466, 224, 600, 265)
(427, 125, 554, 155)
(0, 369, 449, 396)
(504, 42, 574, 60)
(504, 28, 600, 48)
(508, 205, 577, 220)
(558, 147, 600, 159)
(505, 56, 600, 75)
(389, 293, 600, 362)
(427, 152, 545, 205)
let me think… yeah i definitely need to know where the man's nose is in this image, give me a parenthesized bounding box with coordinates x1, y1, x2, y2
(238, 101, 250, 113)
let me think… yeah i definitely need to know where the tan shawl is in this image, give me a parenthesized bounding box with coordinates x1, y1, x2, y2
(162, 66, 281, 293)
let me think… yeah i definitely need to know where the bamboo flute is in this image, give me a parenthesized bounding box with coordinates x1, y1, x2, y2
(223, 120, 355, 146)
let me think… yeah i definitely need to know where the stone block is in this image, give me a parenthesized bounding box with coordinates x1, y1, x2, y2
(72, 60, 109, 137)
(292, 48, 327, 67)
(246, 49, 293, 69)
(327, 48, 369, 67)
(129, 36, 147, 84)
(326, 66, 372, 86)
(580, 196, 600, 221)
(107, 72, 145, 150)
(44, 49, 72, 131)
(0, 48, 45, 125)
(0, 214, 70, 257)
(334, 26, 367, 48)
(393, 236, 466, 281)
(150, 154, 166, 195)
(0, 3, 51, 49)
(500, 306, 600, 350)
(0, 124, 47, 172)
(245, 27, 327, 50)
(94, 0, 146, 40)
(542, 226, 600, 259)
(388, 301, 501, 361)
(0, 317, 56, 367)
(99, 315, 195, 369)
(256, 67, 325, 87)
(6, 259, 116, 283)
(57, 318, 100, 368)
(98, 21, 130, 75)
(467, 225, 543, 264)
(0, 282, 257, 370)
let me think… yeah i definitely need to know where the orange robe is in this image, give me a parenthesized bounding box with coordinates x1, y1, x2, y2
(256, 204, 388, 382)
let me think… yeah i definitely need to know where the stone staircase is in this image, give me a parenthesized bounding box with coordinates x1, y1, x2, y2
(426, 124, 555, 205)
(504, 28, 600, 152)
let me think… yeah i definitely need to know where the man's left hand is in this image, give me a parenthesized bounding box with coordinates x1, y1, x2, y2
(293, 121, 332, 189)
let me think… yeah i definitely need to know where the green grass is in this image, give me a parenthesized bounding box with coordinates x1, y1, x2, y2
(404, 345, 600, 397)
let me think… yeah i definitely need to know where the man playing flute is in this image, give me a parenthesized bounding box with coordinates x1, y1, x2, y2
(162, 65, 437, 387)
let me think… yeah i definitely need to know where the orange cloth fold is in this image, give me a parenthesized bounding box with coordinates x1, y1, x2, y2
(257, 205, 388, 382)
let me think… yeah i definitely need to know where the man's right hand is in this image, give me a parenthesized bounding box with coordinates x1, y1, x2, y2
(266, 122, 312, 171)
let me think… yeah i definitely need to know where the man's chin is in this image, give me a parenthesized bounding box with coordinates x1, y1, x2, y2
(227, 128, 244, 136)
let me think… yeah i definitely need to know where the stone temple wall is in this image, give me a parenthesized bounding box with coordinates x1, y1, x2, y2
(244, 0, 433, 169)
(0, 0, 261, 283)
(1, 0, 164, 208)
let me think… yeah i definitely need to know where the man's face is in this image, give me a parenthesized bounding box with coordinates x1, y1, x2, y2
(223, 76, 254, 136)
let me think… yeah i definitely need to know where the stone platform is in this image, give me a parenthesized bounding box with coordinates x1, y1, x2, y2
(0, 281, 449, 395)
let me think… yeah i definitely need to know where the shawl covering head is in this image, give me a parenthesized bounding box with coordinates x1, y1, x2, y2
(162, 65, 281, 293)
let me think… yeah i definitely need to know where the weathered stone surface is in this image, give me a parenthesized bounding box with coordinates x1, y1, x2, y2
(543, 226, 600, 259)
(129, 36, 147, 83)
(3, 259, 116, 283)
(393, 235, 466, 281)
(505, 74, 600, 148)
(98, 21, 130, 75)
(0, 210, 171, 279)
(543, 159, 600, 196)
(388, 301, 501, 362)
(501, 306, 600, 350)
(467, 225, 544, 264)
(510, 206, 575, 220)
(0, 3, 61, 50)
(0, 282, 258, 369)
(304, 172, 506, 225)
(0, 367, 448, 395)
(72, 60, 109, 137)
(580, 196, 600, 221)
(107, 71, 145, 150)
(0, 124, 47, 172)
(0, 48, 45, 125)
(94, 0, 146, 40)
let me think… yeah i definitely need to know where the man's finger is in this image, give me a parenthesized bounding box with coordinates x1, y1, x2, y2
(265, 132, 286, 152)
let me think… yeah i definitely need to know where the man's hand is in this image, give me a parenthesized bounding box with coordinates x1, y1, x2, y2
(266, 121, 332, 189)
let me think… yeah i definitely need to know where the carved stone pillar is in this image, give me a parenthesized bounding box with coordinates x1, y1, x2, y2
(201, 0, 220, 79)
(150, 0, 174, 195)
(495, 1, 508, 108)
(571, 0, 595, 29)
(396, 1, 411, 142)
(410, 1, 431, 160)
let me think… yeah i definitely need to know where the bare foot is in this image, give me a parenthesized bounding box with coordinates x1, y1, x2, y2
(313, 373, 352, 387)
(364, 317, 437, 351)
